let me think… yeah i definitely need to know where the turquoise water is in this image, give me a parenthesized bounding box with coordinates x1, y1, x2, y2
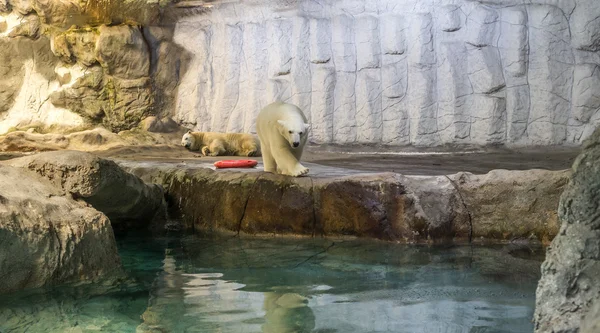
(0, 235, 543, 333)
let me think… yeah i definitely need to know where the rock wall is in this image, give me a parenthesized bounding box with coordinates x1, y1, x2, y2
(0, 0, 185, 134)
(173, 0, 600, 146)
(1, 0, 598, 147)
(534, 126, 600, 332)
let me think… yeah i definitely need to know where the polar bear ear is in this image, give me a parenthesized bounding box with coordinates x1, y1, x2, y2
(187, 130, 192, 134)
(277, 120, 288, 129)
(303, 123, 311, 131)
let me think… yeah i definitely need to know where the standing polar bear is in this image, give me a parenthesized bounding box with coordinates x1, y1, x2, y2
(181, 130, 261, 157)
(256, 102, 310, 177)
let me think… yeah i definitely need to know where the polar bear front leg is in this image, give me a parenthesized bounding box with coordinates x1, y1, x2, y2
(273, 147, 309, 177)
(201, 146, 210, 156)
(208, 140, 226, 156)
(261, 144, 277, 173)
(241, 141, 259, 157)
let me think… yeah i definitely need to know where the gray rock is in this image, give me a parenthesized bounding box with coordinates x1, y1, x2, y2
(527, 5, 573, 145)
(581, 299, 600, 333)
(3, 151, 166, 231)
(534, 126, 600, 332)
(0, 164, 121, 294)
(439, 5, 461, 32)
(572, 64, 600, 123)
(570, 0, 600, 52)
(455, 169, 569, 242)
(465, 5, 498, 48)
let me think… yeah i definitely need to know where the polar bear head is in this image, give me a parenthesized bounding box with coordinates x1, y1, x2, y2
(181, 130, 195, 149)
(277, 120, 310, 148)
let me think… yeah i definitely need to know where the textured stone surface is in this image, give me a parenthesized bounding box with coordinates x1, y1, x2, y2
(121, 160, 568, 243)
(0, 0, 599, 146)
(456, 169, 569, 242)
(95, 25, 149, 79)
(44, 25, 155, 132)
(582, 299, 600, 333)
(534, 127, 600, 332)
(0, 7, 157, 134)
(0, 164, 121, 294)
(0, 126, 187, 152)
(172, 0, 600, 146)
(3, 150, 166, 231)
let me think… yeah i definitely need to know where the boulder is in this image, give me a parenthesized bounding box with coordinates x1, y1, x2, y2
(140, 116, 181, 133)
(534, 126, 600, 332)
(0, 164, 121, 294)
(3, 150, 166, 231)
(0, 131, 70, 152)
(95, 25, 149, 79)
(455, 169, 569, 243)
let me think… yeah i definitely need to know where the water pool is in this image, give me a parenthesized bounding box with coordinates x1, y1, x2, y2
(0, 235, 543, 333)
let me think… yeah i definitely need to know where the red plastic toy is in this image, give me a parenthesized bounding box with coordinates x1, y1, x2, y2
(214, 160, 258, 169)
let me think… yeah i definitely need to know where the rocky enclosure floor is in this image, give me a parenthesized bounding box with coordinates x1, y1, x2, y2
(95, 144, 579, 176)
(92, 144, 577, 244)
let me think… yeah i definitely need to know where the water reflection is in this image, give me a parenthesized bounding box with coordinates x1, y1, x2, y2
(137, 250, 316, 333)
(0, 236, 542, 333)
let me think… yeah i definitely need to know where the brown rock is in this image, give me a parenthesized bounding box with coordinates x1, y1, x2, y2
(0, 164, 121, 294)
(0, 0, 11, 12)
(121, 162, 568, 243)
(64, 29, 98, 66)
(49, 65, 106, 120)
(315, 173, 427, 241)
(0, 39, 24, 114)
(160, 169, 260, 233)
(7, 14, 40, 39)
(31, 0, 80, 26)
(95, 25, 150, 79)
(10, 0, 33, 15)
(102, 76, 154, 132)
(80, 0, 160, 26)
(0, 131, 69, 151)
(241, 173, 314, 234)
(141, 116, 181, 133)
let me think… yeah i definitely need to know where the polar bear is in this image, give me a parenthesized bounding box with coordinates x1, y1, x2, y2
(256, 102, 310, 177)
(181, 130, 261, 157)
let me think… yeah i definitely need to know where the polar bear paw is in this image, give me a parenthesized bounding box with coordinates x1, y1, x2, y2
(201, 147, 210, 156)
(283, 165, 309, 177)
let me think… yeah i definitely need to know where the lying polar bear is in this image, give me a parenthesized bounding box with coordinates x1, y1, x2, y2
(181, 130, 261, 157)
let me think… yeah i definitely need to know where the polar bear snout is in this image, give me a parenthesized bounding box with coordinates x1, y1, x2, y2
(292, 141, 300, 148)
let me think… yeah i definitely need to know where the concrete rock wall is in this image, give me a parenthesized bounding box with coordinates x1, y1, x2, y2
(0, 0, 178, 134)
(173, 0, 600, 146)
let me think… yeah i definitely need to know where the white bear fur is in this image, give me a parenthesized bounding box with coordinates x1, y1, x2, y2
(256, 102, 310, 177)
(181, 131, 261, 157)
